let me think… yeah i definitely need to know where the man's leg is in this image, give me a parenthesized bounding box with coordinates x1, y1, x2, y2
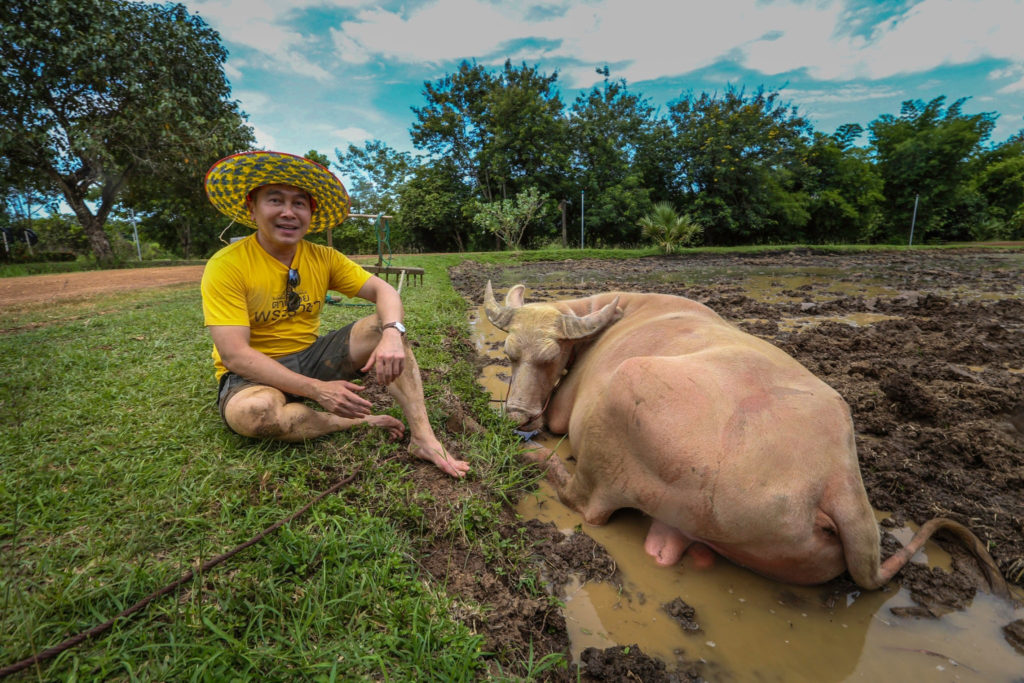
(348, 315, 470, 478)
(222, 384, 404, 443)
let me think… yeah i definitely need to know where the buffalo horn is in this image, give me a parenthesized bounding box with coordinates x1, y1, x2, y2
(484, 281, 516, 331)
(559, 297, 620, 339)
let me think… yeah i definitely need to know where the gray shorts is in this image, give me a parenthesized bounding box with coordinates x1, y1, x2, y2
(217, 322, 363, 423)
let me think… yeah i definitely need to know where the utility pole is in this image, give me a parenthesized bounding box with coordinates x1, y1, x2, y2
(130, 210, 142, 260)
(558, 199, 567, 247)
(909, 194, 919, 246)
(580, 191, 585, 249)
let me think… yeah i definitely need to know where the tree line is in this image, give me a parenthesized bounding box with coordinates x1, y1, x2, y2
(3, 0, 1023, 265)
(340, 62, 1024, 252)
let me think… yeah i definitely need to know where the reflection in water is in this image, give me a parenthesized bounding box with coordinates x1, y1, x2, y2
(472, 292, 1024, 682)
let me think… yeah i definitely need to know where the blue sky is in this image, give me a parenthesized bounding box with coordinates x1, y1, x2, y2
(180, 0, 1024, 176)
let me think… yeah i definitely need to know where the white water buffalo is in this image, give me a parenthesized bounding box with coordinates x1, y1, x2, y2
(484, 282, 1009, 594)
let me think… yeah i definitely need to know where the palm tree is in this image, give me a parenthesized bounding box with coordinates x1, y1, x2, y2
(638, 202, 702, 253)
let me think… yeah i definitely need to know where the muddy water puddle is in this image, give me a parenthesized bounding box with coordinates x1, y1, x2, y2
(471, 295, 1024, 682)
(501, 257, 1023, 304)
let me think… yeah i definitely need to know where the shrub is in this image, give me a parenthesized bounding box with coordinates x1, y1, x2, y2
(637, 202, 703, 253)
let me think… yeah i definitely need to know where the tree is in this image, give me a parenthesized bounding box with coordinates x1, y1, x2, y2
(471, 187, 551, 251)
(479, 61, 568, 207)
(335, 140, 415, 216)
(567, 70, 658, 245)
(637, 202, 702, 253)
(1, 153, 58, 235)
(120, 143, 256, 259)
(331, 141, 418, 253)
(802, 126, 883, 243)
(965, 134, 1024, 240)
(411, 60, 567, 216)
(868, 96, 996, 242)
(667, 87, 813, 245)
(398, 159, 478, 252)
(304, 149, 331, 170)
(0, 0, 253, 264)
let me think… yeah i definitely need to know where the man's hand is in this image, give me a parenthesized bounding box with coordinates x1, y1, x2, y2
(362, 329, 406, 385)
(313, 379, 373, 418)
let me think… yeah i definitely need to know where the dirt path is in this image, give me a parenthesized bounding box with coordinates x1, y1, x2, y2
(0, 265, 205, 310)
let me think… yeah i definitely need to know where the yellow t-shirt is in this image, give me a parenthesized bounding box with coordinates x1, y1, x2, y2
(201, 235, 372, 379)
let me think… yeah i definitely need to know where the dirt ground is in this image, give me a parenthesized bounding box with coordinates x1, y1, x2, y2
(0, 265, 206, 309)
(4, 251, 1022, 680)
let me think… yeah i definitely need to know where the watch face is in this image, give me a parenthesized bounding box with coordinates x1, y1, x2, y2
(385, 321, 406, 334)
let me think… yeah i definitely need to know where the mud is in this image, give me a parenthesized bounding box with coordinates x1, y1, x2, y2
(447, 248, 1023, 680)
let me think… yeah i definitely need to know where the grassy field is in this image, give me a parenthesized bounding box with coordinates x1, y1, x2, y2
(4, 242, 1018, 680)
(0, 254, 560, 681)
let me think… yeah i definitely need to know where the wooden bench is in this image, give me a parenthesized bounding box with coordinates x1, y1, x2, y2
(362, 265, 425, 287)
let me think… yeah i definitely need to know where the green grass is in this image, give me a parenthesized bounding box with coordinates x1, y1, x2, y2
(0, 256, 545, 681)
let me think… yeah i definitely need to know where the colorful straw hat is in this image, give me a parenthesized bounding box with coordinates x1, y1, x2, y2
(204, 151, 350, 232)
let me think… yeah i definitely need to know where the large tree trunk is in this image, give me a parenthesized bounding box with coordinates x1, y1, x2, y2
(48, 166, 119, 265)
(182, 220, 192, 259)
(82, 213, 115, 264)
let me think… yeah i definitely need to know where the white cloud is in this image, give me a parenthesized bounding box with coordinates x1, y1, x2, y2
(323, 0, 1024, 86)
(330, 126, 375, 147)
(330, 28, 372, 64)
(991, 60, 1024, 93)
(830, 0, 1024, 80)
(248, 122, 278, 151)
(182, 0, 1024, 150)
(997, 76, 1024, 94)
(191, 0, 1024, 90)
(335, 0, 538, 65)
(188, 0, 359, 81)
(989, 65, 1022, 79)
(234, 89, 272, 109)
(781, 84, 902, 106)
(224, 60, 244, 83)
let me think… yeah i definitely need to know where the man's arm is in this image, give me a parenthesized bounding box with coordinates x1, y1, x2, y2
(355, 276, 407, 385)
(209, 325, 373, 418)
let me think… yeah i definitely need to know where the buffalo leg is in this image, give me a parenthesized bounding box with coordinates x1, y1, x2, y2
(520, 442, 570, 487)
(644, 519, 695, 566)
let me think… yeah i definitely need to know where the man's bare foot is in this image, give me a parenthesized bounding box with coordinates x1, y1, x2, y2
(364, 414, 404, 441)
(410, 437, 470, 478)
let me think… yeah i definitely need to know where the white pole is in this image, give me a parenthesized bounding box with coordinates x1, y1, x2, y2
(908, 194, 919, 246)
(131, 211, 142, 260)
(580, 191, 585, 249)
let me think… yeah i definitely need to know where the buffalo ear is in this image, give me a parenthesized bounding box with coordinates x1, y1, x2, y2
(559, 297, 620, 340)
(505, 284, 526, 308)
(484, 281, 517, 331)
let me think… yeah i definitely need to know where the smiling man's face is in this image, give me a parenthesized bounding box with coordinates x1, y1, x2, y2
(248, 183, 313, 255)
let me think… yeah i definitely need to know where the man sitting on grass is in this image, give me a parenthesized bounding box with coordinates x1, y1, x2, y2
(200, 150, 468, 478)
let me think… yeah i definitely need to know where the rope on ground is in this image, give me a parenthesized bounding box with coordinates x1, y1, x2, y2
(0, 465, 373, 678)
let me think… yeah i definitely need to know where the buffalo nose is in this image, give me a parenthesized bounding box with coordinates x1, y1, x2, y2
(506, 408, 529, 425)
(510, 412, 543, 433)
(505, 405, 535, 428)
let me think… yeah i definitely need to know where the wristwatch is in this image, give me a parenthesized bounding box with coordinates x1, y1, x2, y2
(382, 321, 406, 335)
